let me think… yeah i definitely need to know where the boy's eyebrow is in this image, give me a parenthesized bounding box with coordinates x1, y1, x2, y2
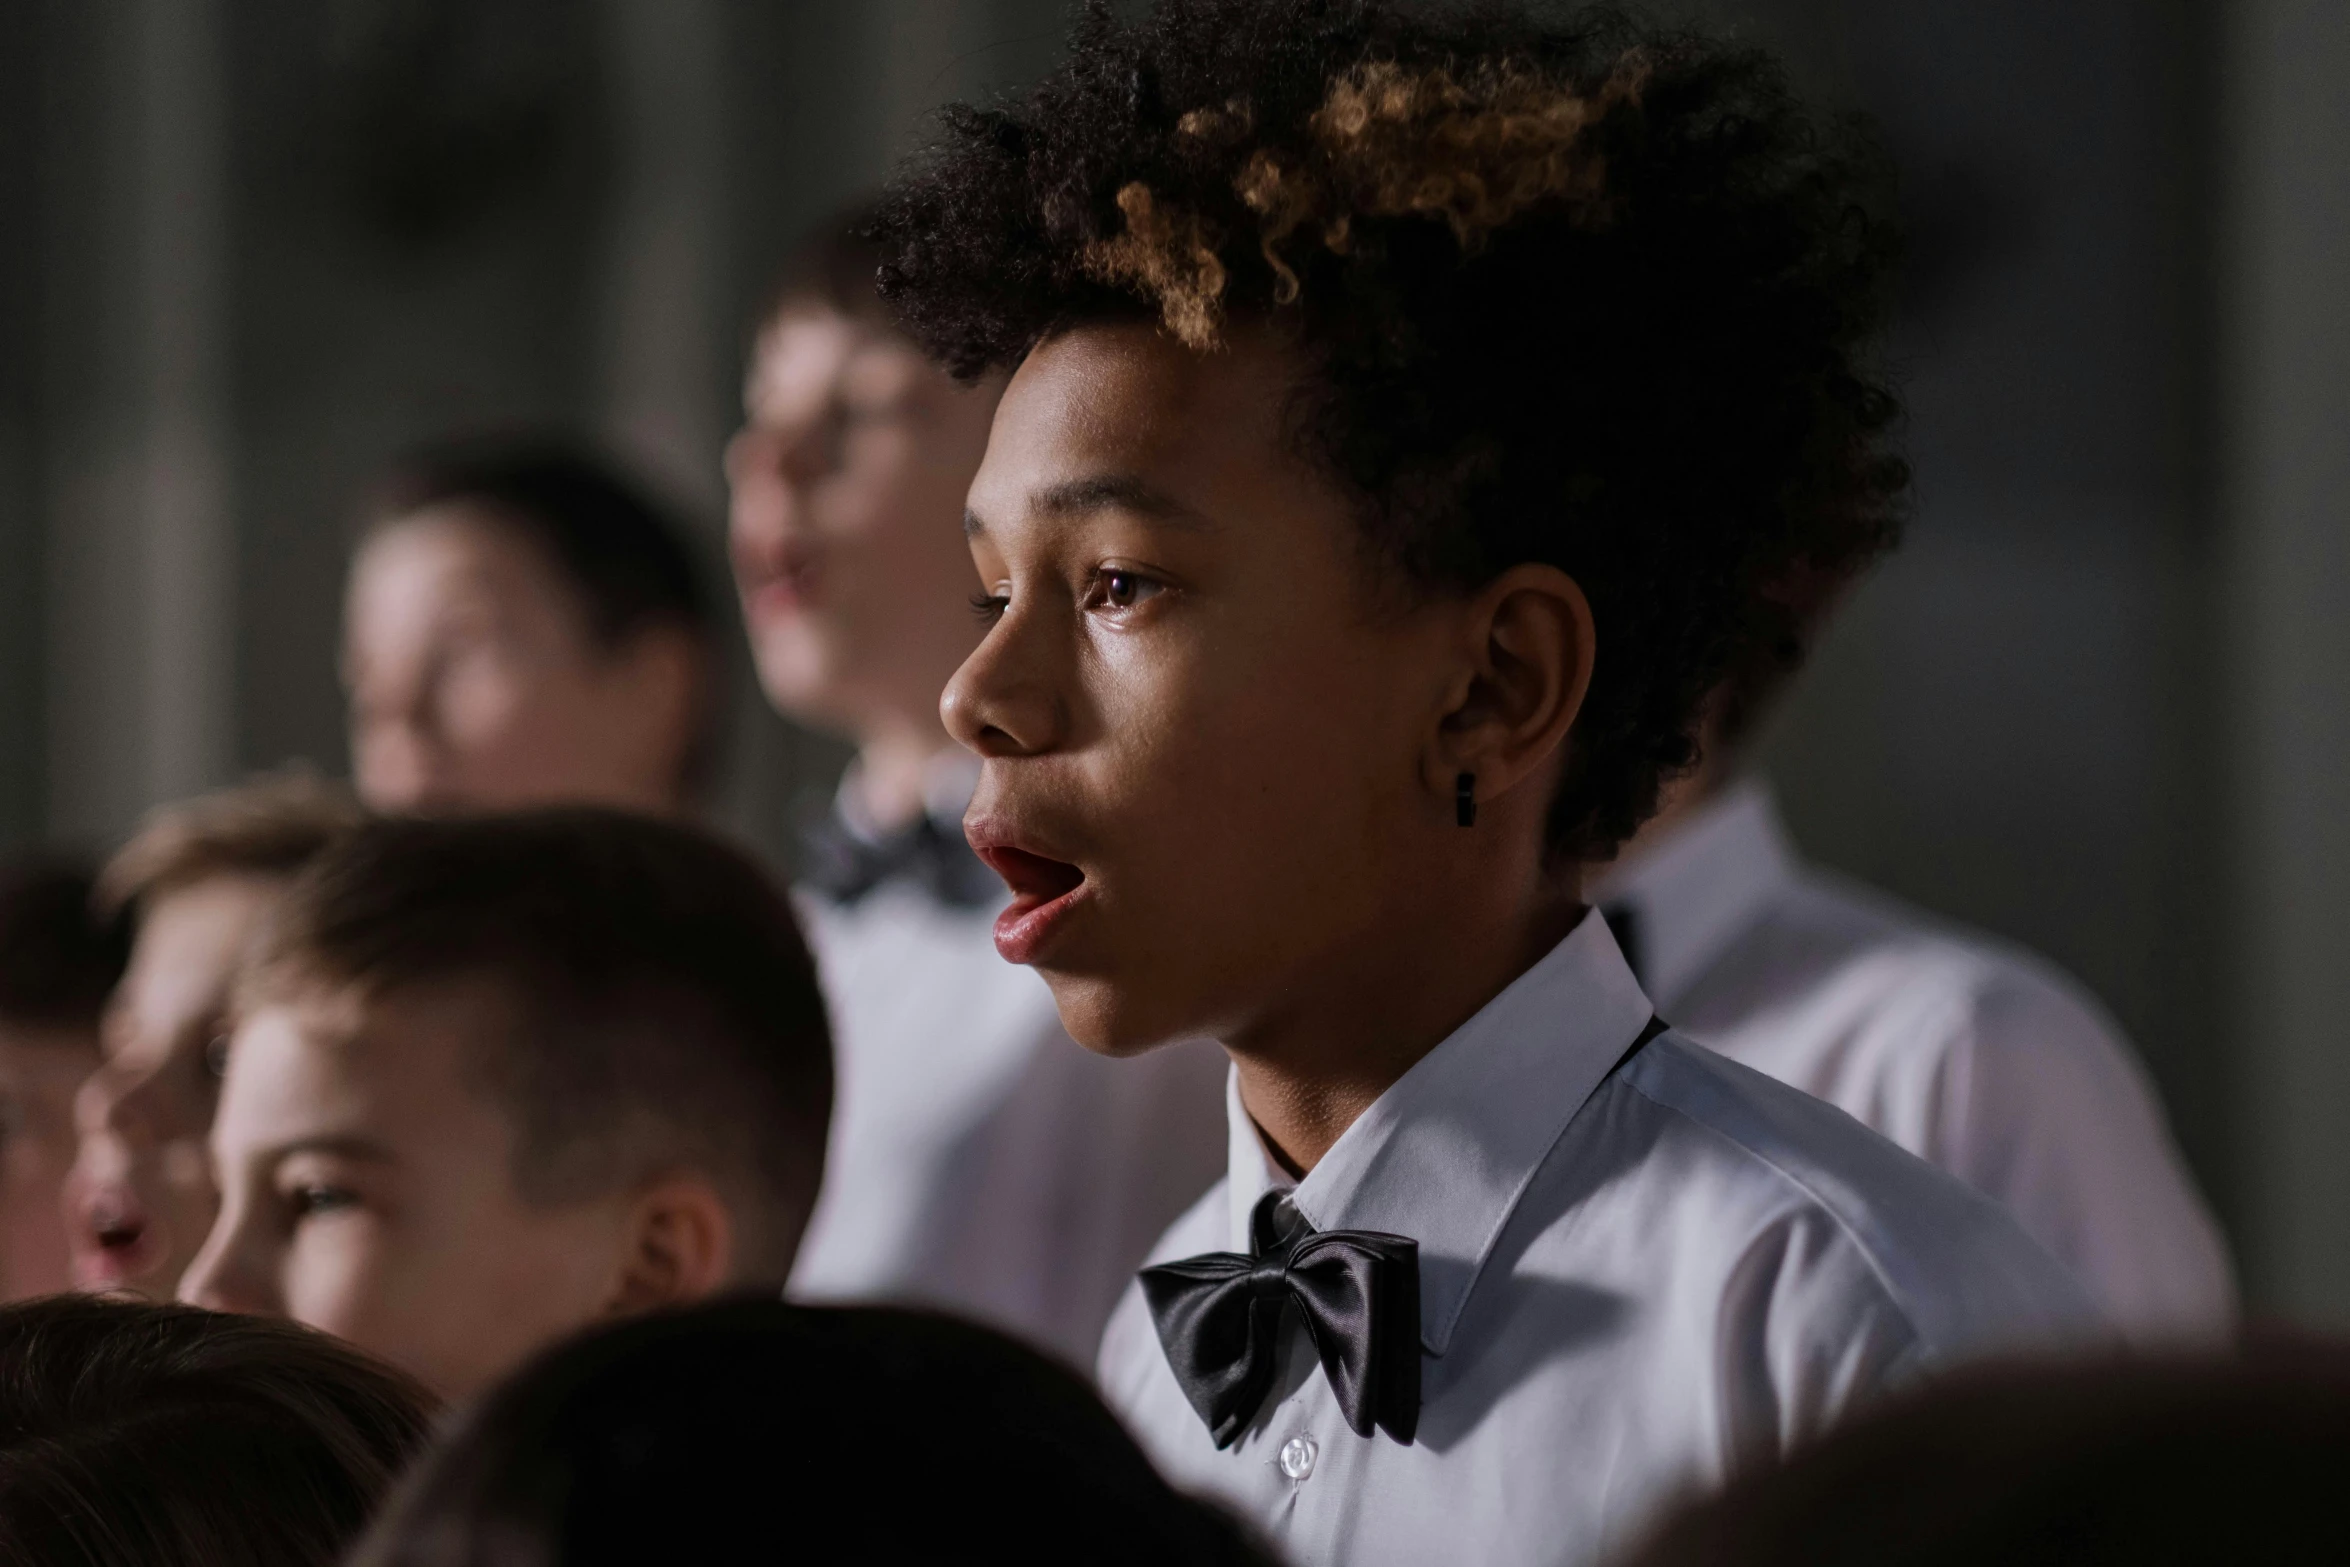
(264, 1134, 399, 1165)
(1034, 473, 1209, 525)
(964, 473, 1212, 540)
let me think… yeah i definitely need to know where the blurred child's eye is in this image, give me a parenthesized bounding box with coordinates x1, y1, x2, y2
(288, 1185, 360, 1220)
(969, 591, 1009, 625)
(1087, 569, 1164, 612)
(202, 1032, 231, 1083)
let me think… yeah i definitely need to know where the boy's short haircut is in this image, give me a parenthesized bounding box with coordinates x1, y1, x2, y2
(241, 810, 833, 1275)
(361, 437, 723, 797)
(96, 771, 367, 921)
(352, 1299, 1276, 1567)
(0, 1294, 434, 1567)
(0, 858, 129, 1033)
(761, 198, 892, 330)
(1624, 1350, 2350, 1567)
(874, 0, 1910, 860)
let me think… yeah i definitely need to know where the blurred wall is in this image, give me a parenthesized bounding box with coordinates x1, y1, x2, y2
(2, 0, 2346, 1318)
(2220, 0, 2350, 1324)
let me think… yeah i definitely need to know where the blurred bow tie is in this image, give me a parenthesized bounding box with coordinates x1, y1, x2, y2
(1139, 1190, 1421, 1450)
(798, 810, 1001, 910)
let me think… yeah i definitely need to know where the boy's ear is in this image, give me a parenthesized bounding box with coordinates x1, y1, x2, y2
(603, 1174, 737, 1317)
(1427, 562, 1595, 813)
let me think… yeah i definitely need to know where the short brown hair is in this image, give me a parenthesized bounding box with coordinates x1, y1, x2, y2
(0, 1294, 435, 1567)
(97, 770, 367, 920)
(243, 809, 833, 1277)
(1625, 1350, 2350, 1567)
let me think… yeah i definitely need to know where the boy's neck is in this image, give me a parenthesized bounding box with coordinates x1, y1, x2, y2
(1225, 871, 1587, 1177)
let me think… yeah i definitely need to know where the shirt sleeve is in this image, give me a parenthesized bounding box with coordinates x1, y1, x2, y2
(1921, 956, 2238, 1342)
(1711, 1204, 1925, 1473)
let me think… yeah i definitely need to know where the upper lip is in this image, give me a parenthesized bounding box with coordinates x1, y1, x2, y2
(736, 540, 819, 602)
(962, 815, 1079, 867)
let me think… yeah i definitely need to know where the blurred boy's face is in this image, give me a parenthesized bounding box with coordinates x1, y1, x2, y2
(947, 323, 1476, 1053)
(0, 1023, 98, 1300)
(344, 510, 698, 817)
(726, 308, 1000, 738)
(182, 978, 645, 1402)
(66, 875, 276, 1298)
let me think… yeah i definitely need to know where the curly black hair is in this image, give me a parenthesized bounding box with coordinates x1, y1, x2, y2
(875, 0, 1907, 861)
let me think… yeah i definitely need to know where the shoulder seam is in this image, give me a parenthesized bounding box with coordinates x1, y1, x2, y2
(1609, 1046, 1939, 1350)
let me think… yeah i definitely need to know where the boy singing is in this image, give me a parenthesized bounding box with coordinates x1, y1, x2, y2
(180, 810, 831, 1401)
(875, 3, 2101, 1561)
(69, 774, 362, 1299)
(728, 211, 1224, 1361)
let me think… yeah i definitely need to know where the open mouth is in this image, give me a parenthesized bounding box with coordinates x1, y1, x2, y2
(744, 555, 821, 620)
(71, 1192, 159, 1292)
(976, 846, 1089, 965)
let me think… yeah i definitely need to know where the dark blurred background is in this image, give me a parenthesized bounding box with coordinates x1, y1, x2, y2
(0, 0, 2343, 1321)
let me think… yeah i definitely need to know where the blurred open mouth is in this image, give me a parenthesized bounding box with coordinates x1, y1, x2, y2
(973, 844, 1090, 966)
(69, 1186, 161, 1293)
(743, 556, 821, 621)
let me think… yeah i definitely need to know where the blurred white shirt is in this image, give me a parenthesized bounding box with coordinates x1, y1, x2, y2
(1100, 911, 2103, 1567)
(1590, 778, 2236, 1341)
(788, 769, 1227, 1367)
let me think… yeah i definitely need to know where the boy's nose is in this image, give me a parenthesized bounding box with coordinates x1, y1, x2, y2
(77, 1058, 154, 1145)
(176, 1224, 265, 1315)
(941, 616, 1065, 759)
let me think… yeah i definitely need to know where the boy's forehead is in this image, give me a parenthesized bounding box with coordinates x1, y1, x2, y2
(975, 323, 1300, 520)
(224, 976, 516, 1131)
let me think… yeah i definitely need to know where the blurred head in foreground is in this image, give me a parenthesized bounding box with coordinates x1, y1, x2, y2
(68, 774, 363, 1299)
(179, 810, 832, 1401)
(1625, 1351, 2350, 1567)
(345, 439, 718, 819)
(0, 859, 127, 1300)
(353, 1298, 1272, 1567)
(726, 205, 1004, 829)
(0, 1294, 434, 1567)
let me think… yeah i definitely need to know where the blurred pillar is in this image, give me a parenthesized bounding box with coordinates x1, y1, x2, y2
(595, 0, 730, 510)
(43, 0, 236, 841)
(2222, 0, 2350, 1322)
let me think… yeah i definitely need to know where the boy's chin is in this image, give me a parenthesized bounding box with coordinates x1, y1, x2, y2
(1038, 969, 1206, 1059)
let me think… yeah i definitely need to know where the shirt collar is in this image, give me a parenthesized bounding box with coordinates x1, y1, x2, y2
(1222, 908, 1653, 1357)
(1585, 776, 1798, 1012)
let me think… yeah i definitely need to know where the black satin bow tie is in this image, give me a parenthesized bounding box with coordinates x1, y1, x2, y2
(1140, 1190, 1421, 1450)
(798, 809, 1001, 910)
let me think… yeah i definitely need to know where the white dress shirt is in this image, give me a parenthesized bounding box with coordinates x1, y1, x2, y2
(1589, 780, 2235, 1341)
(789, 769, 1227, 1366)
(1099, 911, 2102, 1567)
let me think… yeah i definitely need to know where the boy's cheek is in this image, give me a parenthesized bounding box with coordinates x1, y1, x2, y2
(281, 1219, 388, 1340)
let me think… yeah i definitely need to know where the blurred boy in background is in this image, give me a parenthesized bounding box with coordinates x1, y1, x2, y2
(180, 810, 832, 1401)
(344, 440, 719, 819)
(67, 774, 361, 1299)
(1589, 580, 2235, 1339)
(0, 860, 127, 1301)
(726, 209, 1225, 1363)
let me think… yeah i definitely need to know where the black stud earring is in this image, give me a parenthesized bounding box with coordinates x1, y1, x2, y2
(1456, 772, 1477, 828)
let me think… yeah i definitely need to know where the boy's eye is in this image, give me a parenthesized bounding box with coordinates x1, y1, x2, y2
(969, 590, 1009, 625)
(287, 1185, 360, 1220)
(1087, 568, 1164, 612)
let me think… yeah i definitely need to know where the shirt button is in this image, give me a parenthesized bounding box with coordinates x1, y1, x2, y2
(1278, 1435, 1319, 1481)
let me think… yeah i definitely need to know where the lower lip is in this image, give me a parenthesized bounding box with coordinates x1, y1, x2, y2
(747, 574, 815, 620)
(992, 879, 1092, 966)
(71, 1227, 160, 1293)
